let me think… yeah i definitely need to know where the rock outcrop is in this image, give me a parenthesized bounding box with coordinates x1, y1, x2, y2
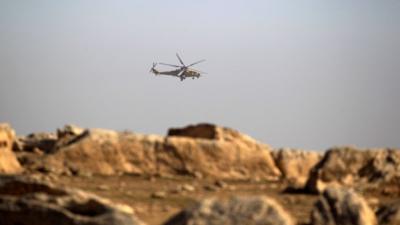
(14, 132, 57, 153)
(0, 175, 145, 225)
(22, 124, 280, 180)
(0, 123, 23, 174)
(272, 148, 321, 187)
(310, 187, 377, 225)
(164, 196, 294, 225)
(359, 149, 400, 196)
(49, 128, 131, 175)
(13, 124, 84, 153)
(305, 146, 400, 194)
(157, 136, 280, 179)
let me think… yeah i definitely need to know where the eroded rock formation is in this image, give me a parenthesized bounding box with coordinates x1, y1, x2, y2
(21, 124, 280, 180)
(305, 146, 400, 194)
(272, 148, 321, 187)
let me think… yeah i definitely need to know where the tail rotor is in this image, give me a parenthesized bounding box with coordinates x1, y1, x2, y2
(150, 63, 159, 75)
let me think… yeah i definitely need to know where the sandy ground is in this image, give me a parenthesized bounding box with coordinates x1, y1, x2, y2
(51, 174, 398, 225)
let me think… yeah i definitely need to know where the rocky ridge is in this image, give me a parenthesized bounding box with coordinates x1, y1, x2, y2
(16, 123, 281, 180)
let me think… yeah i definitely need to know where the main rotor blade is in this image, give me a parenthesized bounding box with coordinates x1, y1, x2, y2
(159, 63, 181, 68)
(187, 59, 206, 67)
(176, 53, 186, 66)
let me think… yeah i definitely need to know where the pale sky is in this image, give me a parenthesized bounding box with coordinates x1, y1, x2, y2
(1, 1, 399, 150)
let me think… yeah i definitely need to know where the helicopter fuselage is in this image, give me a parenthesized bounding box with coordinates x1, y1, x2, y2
(154, 68, 200, 78)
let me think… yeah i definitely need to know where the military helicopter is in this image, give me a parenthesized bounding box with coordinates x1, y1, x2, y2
(150, 53, 206, 81)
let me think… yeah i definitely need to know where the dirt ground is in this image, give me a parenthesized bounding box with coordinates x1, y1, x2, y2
(54, 174, 397, 225)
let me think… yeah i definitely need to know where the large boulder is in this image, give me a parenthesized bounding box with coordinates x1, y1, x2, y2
(157, 136, 280, 179)
(0, 175, 145, 225)
(163, 196, 294, 225)
(0, 123, 23, 174)
(272, 148, 321, 187)
(305, 146, 400, 194)
(26, 124, 280, 180)
(162, 123, 280, 179)
(376, 201, 400, 225)
(37, 129, 164, 175)
(310, 187, 377, 225)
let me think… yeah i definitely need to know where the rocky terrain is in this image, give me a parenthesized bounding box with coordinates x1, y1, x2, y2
(1, 122, 399, 225)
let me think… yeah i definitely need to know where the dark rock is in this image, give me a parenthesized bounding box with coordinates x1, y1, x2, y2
(21, 132, 57, 153)
(167, 123, 219, 140)
(214, 180, 227, 189)
(376, 201, 400, 225)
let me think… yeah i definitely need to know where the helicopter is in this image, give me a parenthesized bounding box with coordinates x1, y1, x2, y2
(150, 53, 206, 81)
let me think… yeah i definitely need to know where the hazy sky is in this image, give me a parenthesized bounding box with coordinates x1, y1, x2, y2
(1, 1, 399, 150)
